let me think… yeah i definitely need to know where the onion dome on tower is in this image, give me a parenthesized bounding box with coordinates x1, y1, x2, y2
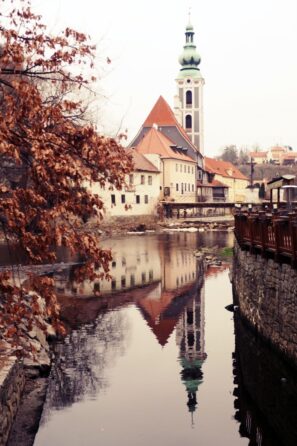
(178, 17, 202, 79)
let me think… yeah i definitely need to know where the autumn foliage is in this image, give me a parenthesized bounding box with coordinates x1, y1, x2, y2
(0, 0, 133, 355)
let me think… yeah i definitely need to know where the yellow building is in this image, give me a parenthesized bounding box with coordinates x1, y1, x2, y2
(134, 127, 197, 203)
(204, 157, 249, 202)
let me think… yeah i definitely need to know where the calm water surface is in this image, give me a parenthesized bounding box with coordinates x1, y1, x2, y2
(31, 232, 297, 446)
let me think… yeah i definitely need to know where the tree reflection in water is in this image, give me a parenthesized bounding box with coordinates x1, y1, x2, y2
(40, 309, 129, 424)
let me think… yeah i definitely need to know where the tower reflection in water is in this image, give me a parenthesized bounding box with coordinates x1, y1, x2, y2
(49, 234, 209, 419)
(176, 275, 206, 418)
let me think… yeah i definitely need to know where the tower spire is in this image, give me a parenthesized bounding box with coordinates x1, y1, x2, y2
(174, 15, 205, 153)
(188, 6, 192, 27)
(178, 17, 201, 78)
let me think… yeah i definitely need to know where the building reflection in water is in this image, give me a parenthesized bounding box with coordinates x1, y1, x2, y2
(233, 314, 297, 446)
(43, 234, 222, 425)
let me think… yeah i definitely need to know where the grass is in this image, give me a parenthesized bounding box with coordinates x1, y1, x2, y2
(219, 247, 233, 258)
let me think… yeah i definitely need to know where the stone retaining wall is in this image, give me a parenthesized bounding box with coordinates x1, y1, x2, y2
(234, 315, 297, 445)
(0, 357, 25, 446)
(232, 239, 297, 366)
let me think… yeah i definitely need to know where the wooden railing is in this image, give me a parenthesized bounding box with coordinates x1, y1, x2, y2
(234, 211, 297, 263)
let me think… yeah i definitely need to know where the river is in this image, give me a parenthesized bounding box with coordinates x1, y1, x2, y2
(28, 231, 297, 446)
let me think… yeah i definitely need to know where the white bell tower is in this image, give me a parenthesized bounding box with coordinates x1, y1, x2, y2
(174, 16, 205, 154)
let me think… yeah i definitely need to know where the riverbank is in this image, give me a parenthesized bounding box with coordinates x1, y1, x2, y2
(90, 214, 235, 237)
(0, 292, 57, 446)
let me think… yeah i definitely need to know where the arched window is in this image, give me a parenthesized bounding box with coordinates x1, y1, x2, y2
(186, 90, 192, 106)
(185, 114, 192, 130)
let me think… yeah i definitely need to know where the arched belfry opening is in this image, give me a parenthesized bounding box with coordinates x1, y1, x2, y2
(185, 114, 192, 130)
(186, 90, 192, 106)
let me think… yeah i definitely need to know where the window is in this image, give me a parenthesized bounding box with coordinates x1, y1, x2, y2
(187, 333, 194, 347)
(111, 194, 116, 205)
(144, 195, 148, 204)
(185, 114, 192, 130)
(176, 183, 179, 191)
(121, 276, 126, 288)
(141, 272, 146, 283)
(185, 183, 187, 192)
(149, 270, 153, 280)
(94, 282, 100, 292)
(192, 184, 194, 192)
(130, 274, 135, 286)
(188, 183, 190, 191)
(121, 194, 125, 204)
(141, 175, 145, 185)
(112, 261, 116, 268)
(180, 164, 182, 171)
(186, 90, 192, 106)
(188, 166, 190, 173)
(148, 176, 152, 185)
(129, 174, 134, 185)
(111, 279, 116, 290)
(192, 166, 194, 174)
(136, 195, 140, 204)
(184, 165, 186, 173)
(187, 310, 193, 325)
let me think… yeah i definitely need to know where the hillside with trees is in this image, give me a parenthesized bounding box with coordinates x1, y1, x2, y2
(217, 145, 297, 182)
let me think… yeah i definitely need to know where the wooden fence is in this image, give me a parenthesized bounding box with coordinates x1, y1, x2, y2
(234, 211, 297, 263)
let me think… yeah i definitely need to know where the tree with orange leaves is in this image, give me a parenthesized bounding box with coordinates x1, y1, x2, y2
(0, 0, 133, 356)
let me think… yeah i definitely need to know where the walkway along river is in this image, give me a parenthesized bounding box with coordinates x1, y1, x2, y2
(15, 231, 297, 446)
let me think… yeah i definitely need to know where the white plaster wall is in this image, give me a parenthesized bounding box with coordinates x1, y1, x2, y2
(163, 159, 196, 203)
(162, 248, 197, 290)
(88, 171, 161, 217)
(55, 236, 162, 296)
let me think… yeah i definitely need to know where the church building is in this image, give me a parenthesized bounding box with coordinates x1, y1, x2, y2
(128, 18, 206, 203)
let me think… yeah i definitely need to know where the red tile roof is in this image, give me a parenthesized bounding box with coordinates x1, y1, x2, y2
(144, 95, 179, 126)
(250, 151, 267, 158)
(197, 179, 229, 188)
(134, 127, 196, 163)
(143, 96, 198, 152)
(281, 153, 297, 159)
(126, 148, 160, 172)
(204, 157, 248, 180)
(137, 282, 195, 346)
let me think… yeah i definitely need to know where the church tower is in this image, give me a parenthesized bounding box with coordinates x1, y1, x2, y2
(174, 16, 205, 154)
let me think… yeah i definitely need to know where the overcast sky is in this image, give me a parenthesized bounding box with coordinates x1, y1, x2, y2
(32, 0, 297, 157)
